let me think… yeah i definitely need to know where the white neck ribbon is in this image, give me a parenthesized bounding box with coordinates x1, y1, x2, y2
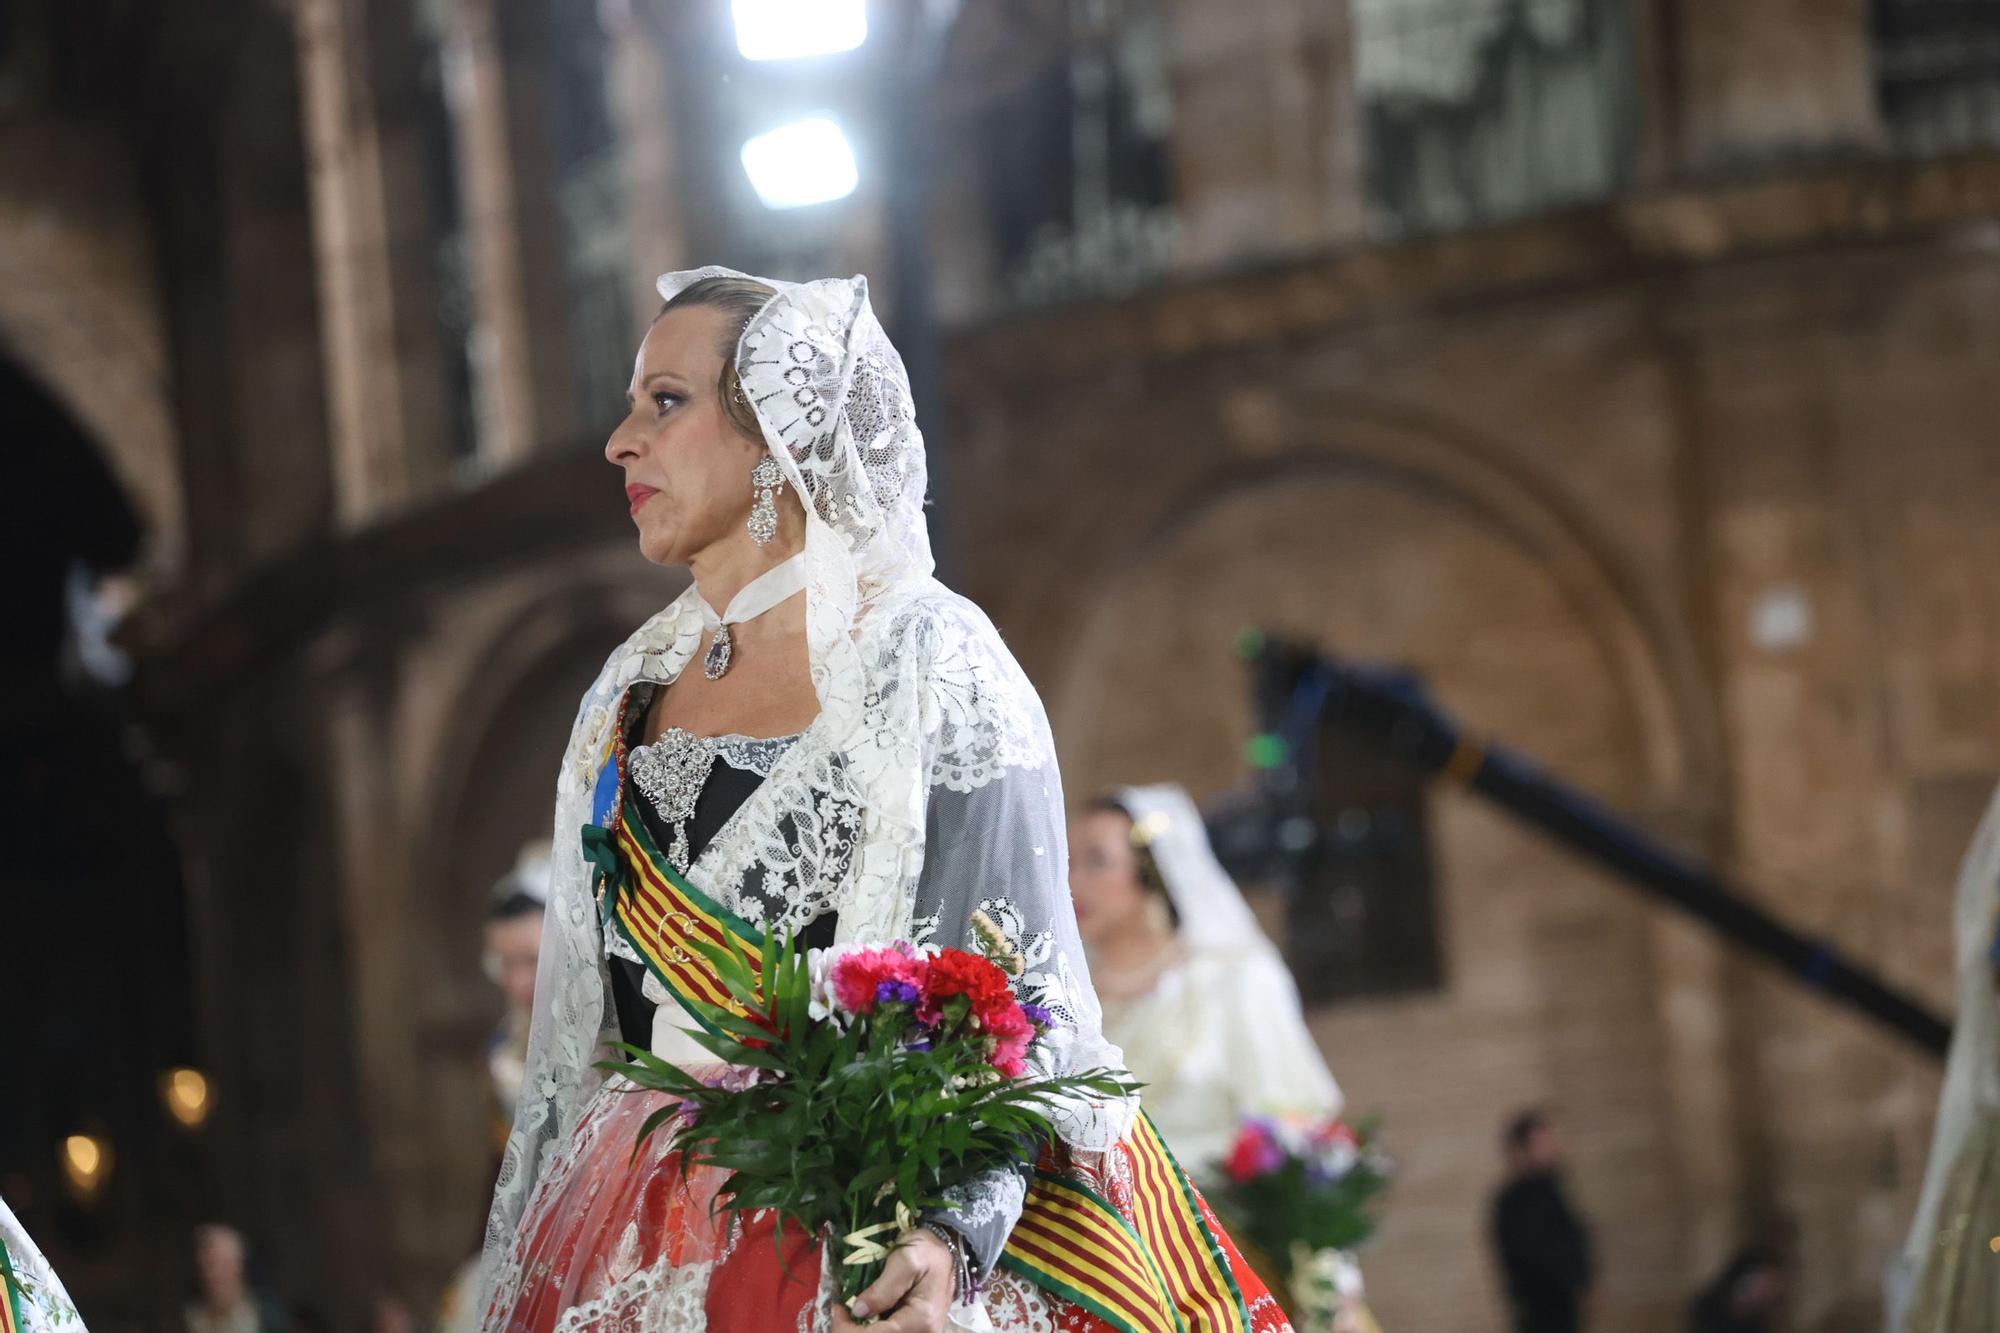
(699, 554, 806, 628)
(695, 554, 806, 679)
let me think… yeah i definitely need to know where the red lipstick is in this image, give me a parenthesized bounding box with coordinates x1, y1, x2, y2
(625, 483, 660, 516)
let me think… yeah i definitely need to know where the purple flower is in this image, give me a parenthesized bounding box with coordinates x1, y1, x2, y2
(1021, 1003, 1054, 1029)
(876, 979, 921, 1008)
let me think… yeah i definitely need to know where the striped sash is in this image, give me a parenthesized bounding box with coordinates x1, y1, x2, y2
(1003, 1114, 1253, 1333)
(0, 1234, 24, 1333)
(584, 709, 1255, 1333)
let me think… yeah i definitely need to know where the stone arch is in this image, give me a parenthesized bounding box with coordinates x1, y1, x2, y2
(440, 591, 650, 924)
(0, 123, 182, 568)
(1046, 406, 1724, 1332)
(427, 558, 692, 898)
(391, 553, 690, 1022)
(1051, 393, 1722, 816)
(341, 551, 688, 1288)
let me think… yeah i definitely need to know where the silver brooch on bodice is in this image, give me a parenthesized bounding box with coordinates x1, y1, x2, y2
(627, 728, 800, 872)
(628, 729, 718, 872)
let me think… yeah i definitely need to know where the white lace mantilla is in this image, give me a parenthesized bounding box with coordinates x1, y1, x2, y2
(938, 1170, 1027, 1233)
(480, 272, 1135, 1329)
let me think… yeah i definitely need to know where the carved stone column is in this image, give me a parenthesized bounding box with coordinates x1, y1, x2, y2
(294, 0, 455, 523)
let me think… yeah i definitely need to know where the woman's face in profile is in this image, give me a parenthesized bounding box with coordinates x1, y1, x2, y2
(1068, 809, 1152, 947)
(605, 305, 761, 567)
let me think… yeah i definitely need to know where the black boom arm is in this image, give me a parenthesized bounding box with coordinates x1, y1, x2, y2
(1211, 636, 1950, 1058)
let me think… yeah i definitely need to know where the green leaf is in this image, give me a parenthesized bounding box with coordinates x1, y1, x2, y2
(630, 1105, 685, 1162)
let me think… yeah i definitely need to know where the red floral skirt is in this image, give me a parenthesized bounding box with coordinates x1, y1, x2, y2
(484, 1078, 1292, 1332)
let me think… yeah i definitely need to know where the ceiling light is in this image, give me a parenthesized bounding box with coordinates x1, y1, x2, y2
(732, 0, 867, 62)
(741, 117, 860, 210)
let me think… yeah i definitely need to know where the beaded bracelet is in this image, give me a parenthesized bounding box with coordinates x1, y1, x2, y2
(918, 1221, 975, 1302)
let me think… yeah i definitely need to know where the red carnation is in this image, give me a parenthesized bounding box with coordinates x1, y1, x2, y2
(1224, 1120, 1285, 1184)
(830, 945, 925, 1017)
(920, 948, 1014, 1029)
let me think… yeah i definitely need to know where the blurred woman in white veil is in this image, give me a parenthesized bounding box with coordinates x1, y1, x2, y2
(1071, 785, 1374, 1330)
(1895, 787, 2000, 1331)
(1070, 784, 1342, 1170)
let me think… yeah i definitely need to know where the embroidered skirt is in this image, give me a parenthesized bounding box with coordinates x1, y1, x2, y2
(483, 1079, 1293, 1333)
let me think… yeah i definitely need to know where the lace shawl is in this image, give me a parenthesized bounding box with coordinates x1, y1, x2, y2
(1, 1194, 86, 1330)
(481, 272, 1133, 1289)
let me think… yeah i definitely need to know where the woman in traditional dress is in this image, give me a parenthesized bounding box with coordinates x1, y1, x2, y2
(479, 271, 1289, 1333)
(1893, 786, 2000, 1330)
(1070, 785, 1373, 1329)
(1, 1196, 86, 1332)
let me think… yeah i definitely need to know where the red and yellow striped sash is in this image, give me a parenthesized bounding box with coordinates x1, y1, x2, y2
(998, 1115, 1253, 1333)
(1007, 1173, 1184, 1333)
(608, 779, 761, 1027)
(1120, 1114, 1252, 1331)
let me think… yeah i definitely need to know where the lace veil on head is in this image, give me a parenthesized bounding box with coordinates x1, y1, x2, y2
(655, 266, 931, 681)
(656, 269, 941, 911)
(1115, 783, 1268, 954)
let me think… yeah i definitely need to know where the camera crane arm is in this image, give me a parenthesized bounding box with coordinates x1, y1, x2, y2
(1228, 644, 1949, 1059)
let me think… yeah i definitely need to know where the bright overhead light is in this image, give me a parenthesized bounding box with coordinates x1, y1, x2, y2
(732, 0, 867, 62)
(741, 117, 859, 210)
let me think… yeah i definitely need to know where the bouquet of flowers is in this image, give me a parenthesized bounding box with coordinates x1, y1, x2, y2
(606, 916, 1136, 1304)
(1215, 1113, 1392, 1332)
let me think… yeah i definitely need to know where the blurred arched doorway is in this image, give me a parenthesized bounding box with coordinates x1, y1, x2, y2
(0, 353, 199, 1321)
(1050, 458, 1698, 1333)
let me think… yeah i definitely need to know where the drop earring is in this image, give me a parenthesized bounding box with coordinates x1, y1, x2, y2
(748, 455, 783, 546)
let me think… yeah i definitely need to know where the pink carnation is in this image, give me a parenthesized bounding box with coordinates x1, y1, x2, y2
(829, 945, 925, 1017)
(1313, 1118, 1360, 1151)
(983, 1002, 1036, 1078)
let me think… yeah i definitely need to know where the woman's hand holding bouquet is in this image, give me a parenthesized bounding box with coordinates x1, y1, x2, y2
(606, 916, 1136, 1323)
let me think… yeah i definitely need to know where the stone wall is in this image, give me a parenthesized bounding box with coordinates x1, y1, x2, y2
(944, 159, 2000, 1331)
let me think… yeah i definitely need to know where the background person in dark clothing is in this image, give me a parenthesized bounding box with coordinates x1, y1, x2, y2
(1687, 1248, 1787, 1333)
(1491, 1108, 1594, 1333)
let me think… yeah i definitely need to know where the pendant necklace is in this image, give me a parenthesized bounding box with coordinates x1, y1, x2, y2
(698, 555, 806, 680)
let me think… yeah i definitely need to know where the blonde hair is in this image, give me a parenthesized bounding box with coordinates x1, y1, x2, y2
(657, 275, 777, 439)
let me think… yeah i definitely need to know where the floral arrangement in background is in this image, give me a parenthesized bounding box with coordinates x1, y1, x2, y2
(1217, 1112, 1392, 1332)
